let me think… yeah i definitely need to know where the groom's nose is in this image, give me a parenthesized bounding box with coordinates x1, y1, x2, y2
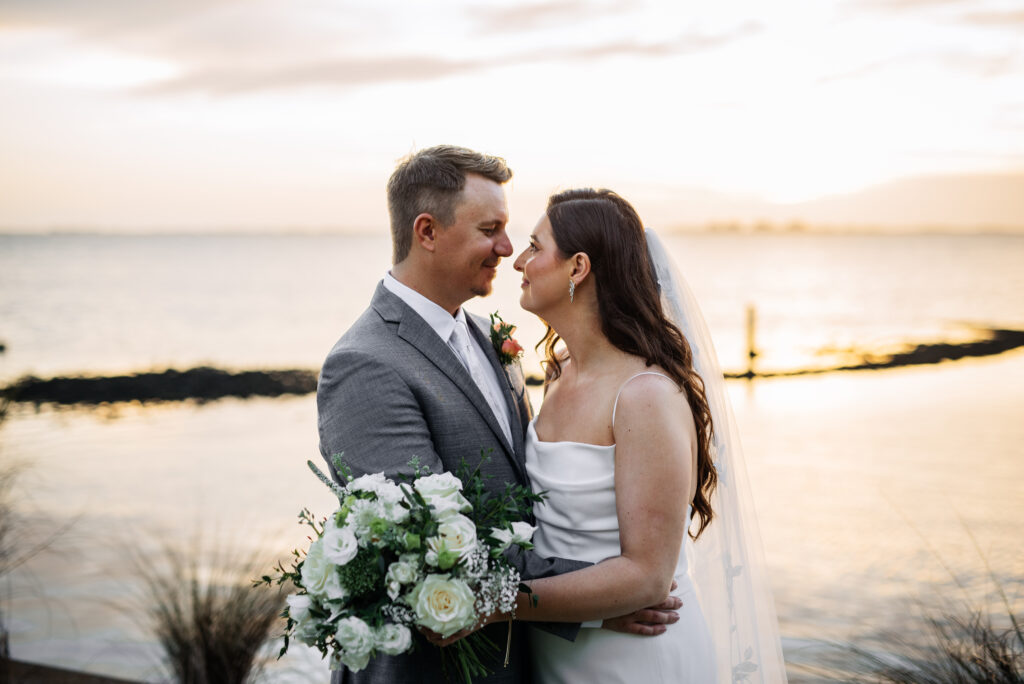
(493, 231, 513, 258)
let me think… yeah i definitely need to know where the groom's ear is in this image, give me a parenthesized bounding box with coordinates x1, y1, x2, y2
(570, 252, 591, 282)
(412, 213, 439, 253)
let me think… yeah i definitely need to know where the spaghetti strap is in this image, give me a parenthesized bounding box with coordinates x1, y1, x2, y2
(611, 371, 675, 427)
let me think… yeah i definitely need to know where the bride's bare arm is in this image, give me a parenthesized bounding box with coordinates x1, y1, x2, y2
(513, 375, 695, 623)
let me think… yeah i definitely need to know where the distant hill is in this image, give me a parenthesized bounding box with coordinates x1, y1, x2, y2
(3, 171, 1021, 234)
(781, 172, 1024, 230)
(641, 172, 1024, 232)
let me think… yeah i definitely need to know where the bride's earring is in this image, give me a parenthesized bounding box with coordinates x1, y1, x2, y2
(568, 278, 575, 303)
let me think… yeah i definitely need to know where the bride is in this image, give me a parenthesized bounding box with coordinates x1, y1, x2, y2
(455, 188, 787, 683)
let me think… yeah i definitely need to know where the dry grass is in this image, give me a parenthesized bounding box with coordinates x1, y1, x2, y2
(1, 395, 17, 661)
(826, 606, 1024, 684)
(818, 522, 1023, 684)
(0, 397, 75, 664)
(132, 541, 286, 684)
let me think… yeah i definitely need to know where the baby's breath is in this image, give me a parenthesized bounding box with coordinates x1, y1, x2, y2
(382, 603, 416, 625)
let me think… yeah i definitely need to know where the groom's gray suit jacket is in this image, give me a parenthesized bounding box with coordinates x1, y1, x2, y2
(317, 282, 589, 684)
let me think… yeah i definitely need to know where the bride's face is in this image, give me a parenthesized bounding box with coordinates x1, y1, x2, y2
(513, 214, 570, 315)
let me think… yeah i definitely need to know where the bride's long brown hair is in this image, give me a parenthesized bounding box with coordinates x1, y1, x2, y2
(539, 188, 718, 539)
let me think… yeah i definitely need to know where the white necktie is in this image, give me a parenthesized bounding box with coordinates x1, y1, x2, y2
(450, 318, 513, 446)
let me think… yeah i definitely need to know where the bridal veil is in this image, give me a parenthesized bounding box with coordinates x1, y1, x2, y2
(646, 230, 788, 683)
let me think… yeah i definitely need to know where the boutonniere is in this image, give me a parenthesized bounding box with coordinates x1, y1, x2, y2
(489, 311, 524, 366)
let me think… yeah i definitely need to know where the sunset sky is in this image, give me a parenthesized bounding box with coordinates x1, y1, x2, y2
(1, 0, 1022, 231)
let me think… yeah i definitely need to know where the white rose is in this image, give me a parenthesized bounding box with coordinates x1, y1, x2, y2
(350, 474, 408, 527)
(385, 554, 421, 600)
(322, 522, 359, 566)
(374, 623, 412, 656)
(428, 514, 478, 561)
(408, 574, 478, 638)
(334, 616, 375, 671)
(349, 473, 406, 506)
(331, 647, 371, 672)
(378, 483, 406, 507)
(386, 560, 417, 586)
(414, 472, 471, 518)
(322, 567, 349, 602)
(300, 539, 331, 596)
(286, 593, 311, 622)
(489, 521, 537, 552)
(294, 623, 319, 646)
(300, 538, 348, 602)
(286, 594, 321, 645)
(347, 472, 387, 493)
(381, 499, 410, 525)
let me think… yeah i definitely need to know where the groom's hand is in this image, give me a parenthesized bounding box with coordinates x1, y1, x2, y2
(419, 610, 505, 648)
(601, 581, 682, 636)
(421, 625, 474, 648)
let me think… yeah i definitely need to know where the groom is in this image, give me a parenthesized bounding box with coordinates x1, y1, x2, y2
(317, 145, 676, 683)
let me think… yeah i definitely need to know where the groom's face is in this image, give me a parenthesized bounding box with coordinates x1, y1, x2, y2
(435, 173, 512, 305)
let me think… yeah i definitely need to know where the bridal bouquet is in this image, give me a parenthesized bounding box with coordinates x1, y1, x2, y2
(261, 454, 542, 682)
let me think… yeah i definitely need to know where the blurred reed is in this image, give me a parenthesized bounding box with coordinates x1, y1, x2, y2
(798, 518, 1024, 684)
(819, 605, 1023, 683)
(130, 539, 286, 684)
(0, 395, 12, 666)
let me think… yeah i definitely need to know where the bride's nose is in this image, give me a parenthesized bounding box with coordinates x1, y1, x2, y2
(513, 250, 526, 272)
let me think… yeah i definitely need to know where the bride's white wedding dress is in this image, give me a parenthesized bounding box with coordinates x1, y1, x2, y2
(524, 373, 717, 684)
(518, 231, 787, 682)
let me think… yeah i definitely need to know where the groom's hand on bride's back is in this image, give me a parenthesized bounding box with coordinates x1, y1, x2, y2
(601, 582, 682, 636)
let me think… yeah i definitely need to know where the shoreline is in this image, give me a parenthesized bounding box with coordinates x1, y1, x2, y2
(4, 328, 1023, 405)
(0, 659, 142, 684)
(723, 327, 1024, 379)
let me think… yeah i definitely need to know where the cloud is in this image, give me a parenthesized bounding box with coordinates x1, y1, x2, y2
(551, 22, 762, 61)
(938, 51, 1019, 77)
(817, 46, 1018, 86)
(140, 23, 761, 95)
(0, 0, 240, 35)
(961, 9, 1024, 25)
(815, 57, 908, 86)
(856, 0, 966, 10)
(2, 0, 760, 96)
(854, 0, 1024, 25)
(469, 0, 629, 33)
(139, 54, 480, 94)
(0, 0, 369, 65)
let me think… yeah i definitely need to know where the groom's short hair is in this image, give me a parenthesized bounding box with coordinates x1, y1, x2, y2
(387, 145, 512, 263)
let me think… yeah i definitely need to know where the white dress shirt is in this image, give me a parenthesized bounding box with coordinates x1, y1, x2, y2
(382, 273, 513, 446)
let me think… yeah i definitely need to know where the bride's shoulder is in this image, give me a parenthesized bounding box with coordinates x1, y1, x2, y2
(613, 367, 688, 416)
(612, 373, 694, 445)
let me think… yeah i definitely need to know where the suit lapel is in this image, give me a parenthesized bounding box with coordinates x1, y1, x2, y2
(371, 285, 525, 481)
(466, 314, 527, 465)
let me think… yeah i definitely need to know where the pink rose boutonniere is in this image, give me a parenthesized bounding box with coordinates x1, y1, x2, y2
(489, 312, 524, 366)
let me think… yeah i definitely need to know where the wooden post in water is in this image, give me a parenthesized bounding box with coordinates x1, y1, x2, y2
(745, 304, 758, 379)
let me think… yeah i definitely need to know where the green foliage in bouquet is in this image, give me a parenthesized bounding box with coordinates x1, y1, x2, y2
(456, 453, 543, 537)
(337, 547, 382, 600)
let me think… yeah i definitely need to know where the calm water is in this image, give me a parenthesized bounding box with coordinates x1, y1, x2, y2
(3, 232, 1024, 381)
(1, 232, 1023, 682)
